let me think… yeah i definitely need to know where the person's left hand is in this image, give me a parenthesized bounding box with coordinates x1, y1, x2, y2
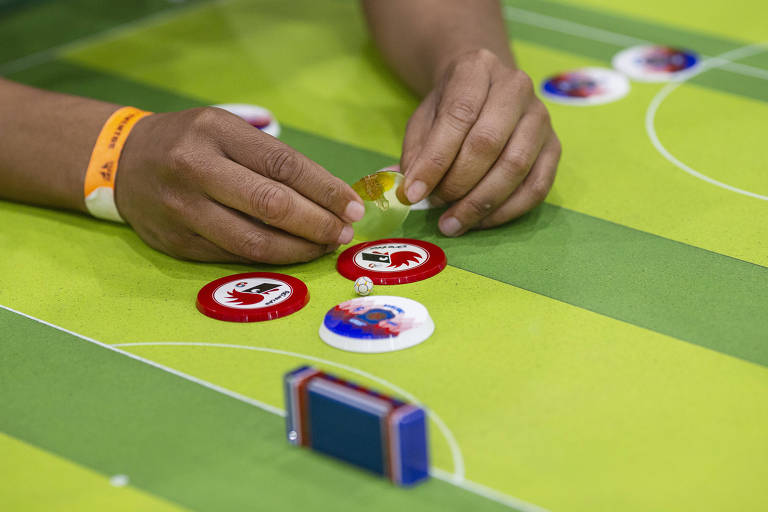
(399, 49, 561, 236)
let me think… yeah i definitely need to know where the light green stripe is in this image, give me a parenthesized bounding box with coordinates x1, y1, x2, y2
(503, 0, 768, 104)
(0, 308, 514, 512)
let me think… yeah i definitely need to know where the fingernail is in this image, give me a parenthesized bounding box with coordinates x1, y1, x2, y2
(344, 201, 365, 222)
(338, 225, 354, 245)
(325, 244, 340, 254)
(439, 216, 462, 237)
(406, 180, 427, 204)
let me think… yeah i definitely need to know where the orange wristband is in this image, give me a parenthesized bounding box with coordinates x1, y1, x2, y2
(84, 106, 153, 222)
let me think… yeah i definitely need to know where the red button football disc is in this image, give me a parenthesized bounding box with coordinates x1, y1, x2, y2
(336, 239, 447, 285)
(196, 272, 309, 322)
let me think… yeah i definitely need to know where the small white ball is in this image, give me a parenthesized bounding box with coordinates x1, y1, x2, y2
(354, 276, 374, 296)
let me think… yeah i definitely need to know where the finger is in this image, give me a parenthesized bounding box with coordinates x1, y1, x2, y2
(476, 136, 562, 229)
(190, 199, 332, 265)
(438, 108, 549, 236)
(434, 70, 532, 203)
(216, 117, 364, 223)
(402, 62, 491, 205)
(400, 96, 433, 173)
(136, 224, 251, 264)
(175, 235, 254, 263)
(202, 156, 355, 246)
(398, 99, 433, 204)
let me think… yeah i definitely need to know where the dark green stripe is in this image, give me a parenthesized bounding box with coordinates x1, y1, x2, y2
(504, 0, 768, 104)
(403, 206, 768, 368)
(0, 308, 513, 512)
(8, 61, 768, 369)
(0, 0, 207, 70)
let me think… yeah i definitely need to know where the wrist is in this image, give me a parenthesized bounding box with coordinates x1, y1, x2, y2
(83, 107, 153, 223)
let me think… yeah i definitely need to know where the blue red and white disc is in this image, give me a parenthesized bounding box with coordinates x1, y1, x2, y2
(196, 272, 308, 322)
(319, 296, 434, 353)
(540, 67, 630, 106)
(613, 45, 700, 82)
(336, 238, 447, 285)
(213, 103, 281, 138)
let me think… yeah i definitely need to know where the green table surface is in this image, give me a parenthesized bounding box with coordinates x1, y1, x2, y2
(1, 1, 767, 511)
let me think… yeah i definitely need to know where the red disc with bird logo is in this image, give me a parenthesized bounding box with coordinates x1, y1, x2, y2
(196, 272, 309, 322)
(336, 239, 447, 285)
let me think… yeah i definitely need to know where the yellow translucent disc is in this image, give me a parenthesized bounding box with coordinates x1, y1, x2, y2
(351, 170, 411, 241)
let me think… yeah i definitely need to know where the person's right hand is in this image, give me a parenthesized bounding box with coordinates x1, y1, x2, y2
(116, 107, 365, 264)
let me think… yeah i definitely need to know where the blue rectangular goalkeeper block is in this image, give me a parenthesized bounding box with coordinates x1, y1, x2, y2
(283, 366, 430, 486)
(307, 377, 389, 475)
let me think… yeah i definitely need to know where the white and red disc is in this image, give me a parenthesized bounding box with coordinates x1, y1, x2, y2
(336, 238, 447, 285)
(213, 103, 281, 138)
(196, 272, 308, 322)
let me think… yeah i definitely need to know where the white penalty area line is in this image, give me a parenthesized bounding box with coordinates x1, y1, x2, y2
(0, 304, 550, 512)
(502, 6, 768, 82)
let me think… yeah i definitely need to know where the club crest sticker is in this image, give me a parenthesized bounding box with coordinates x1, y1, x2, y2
(212, 277, 293, 310)
(612, 45, 700, 82)
(324, 298, 419, 339)
(353, 243, 429, 272)
(540, 67, 630, 106)
(319, 296, 435, 353)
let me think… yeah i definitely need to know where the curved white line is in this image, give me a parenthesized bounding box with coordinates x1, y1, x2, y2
(645, 42, 768, 201)
(1, 304, 546, 511)
(113, 341, 466, 483)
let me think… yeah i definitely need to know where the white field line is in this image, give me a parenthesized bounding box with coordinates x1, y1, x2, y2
(645, 42, 768, 201)
(432, 468, 552, 512)
(504, 6, 650, 47)
(0, 304, 284, 416)
(114, 341, 466, 483)
(0, 0, 214, 76)
(0, 304, 550, 511)
(502, 6, 768, 82)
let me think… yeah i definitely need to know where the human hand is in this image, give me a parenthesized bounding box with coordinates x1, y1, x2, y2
(116, 107, 364, 263)
(399, 49, 561, 236)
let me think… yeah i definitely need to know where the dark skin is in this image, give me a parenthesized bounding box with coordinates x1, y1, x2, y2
(0, 0, 560, 263)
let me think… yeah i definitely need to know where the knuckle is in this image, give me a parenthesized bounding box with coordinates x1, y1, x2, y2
(461, 196, 494, 218)
(159, 189, 186, 214)
(315, 216, 341, 243)
(320, 179, 343, 209)
(532, 101, 551, 124)
(500, 150, 532, 180)
(250, 183, 291, 223)
(468, 128, 505, 155)
(425, 151, 452, 173)
(529, 179, 551, 203)
(167, 144, 198, 174)
(512, 69, 534, 92)
(474, 48, 497, 64)
(436, 180, 467, 202)
(237, 230, 270, 261)
(444, 99, 480, 129)
(264, 147, 301, 183)
(190, 106, 224, 131)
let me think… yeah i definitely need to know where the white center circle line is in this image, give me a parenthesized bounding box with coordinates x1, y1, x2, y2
(645, 42, 768, 201)
(112, 341, 466, 482)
